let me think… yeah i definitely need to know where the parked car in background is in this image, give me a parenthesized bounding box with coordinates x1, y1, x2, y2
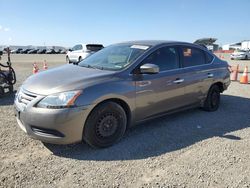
(27, 49, 39, 54)
(37, 49, 46, 54)
(45, 49, 56, 54)
(66, 43, 104, 63)
(230, 49, 250, 60)
(54, 49, 62, 54)
(60, 49, 67, 54)
(20, 49, 32, 54)
(11, 48, 23, 54)
(14, 40, 230, 148)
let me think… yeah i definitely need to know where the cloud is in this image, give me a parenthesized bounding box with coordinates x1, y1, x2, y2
(0, 25, 10, 32)
(4, 27, 10, 32)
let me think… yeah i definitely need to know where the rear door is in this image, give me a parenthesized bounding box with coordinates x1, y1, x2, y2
(179, 46, 215, 105)
(135, 46, 186, 120)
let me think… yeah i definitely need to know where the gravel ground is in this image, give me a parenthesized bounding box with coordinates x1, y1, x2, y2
(0, 54, 250, 188)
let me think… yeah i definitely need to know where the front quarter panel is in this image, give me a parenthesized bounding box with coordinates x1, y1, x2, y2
(75, 75, 136, 123)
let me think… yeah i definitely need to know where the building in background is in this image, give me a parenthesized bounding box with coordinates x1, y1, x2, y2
(222, 40, 250, 51)
(241, 40, 250, 50)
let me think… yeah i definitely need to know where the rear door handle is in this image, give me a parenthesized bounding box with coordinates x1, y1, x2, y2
(173, 78, 184, 84)
(207, 73, 214, 78)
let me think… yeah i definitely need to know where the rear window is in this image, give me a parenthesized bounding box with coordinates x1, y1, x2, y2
(86, 44, 104, 52)
(181, 47, 206, 67)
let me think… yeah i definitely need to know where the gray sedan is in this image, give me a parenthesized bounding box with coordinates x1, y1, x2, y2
(14, 41, 230, 148)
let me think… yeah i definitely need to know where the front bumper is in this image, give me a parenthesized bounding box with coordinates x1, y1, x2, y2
(14, 90, 94, 144)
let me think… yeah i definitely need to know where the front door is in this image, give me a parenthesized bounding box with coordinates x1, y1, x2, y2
(134, 46, 186, 121)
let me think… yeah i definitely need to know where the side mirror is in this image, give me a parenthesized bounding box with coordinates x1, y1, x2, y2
(68, 49, 72, 52)
(140, 63, 159, 74)
(0, 51, 3, 56)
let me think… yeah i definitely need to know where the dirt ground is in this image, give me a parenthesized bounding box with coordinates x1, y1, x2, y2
(0, 54, 250, 188)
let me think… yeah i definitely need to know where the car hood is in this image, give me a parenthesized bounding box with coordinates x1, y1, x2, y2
(22, 64, 115, 95)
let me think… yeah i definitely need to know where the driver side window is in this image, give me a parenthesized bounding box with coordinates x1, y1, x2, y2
(142, 46, 179, 72)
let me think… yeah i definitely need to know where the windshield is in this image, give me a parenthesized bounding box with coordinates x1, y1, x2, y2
(79, 44, 150, 71)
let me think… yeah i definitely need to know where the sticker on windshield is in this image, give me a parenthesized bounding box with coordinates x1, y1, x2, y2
(130, 45, 149, 50)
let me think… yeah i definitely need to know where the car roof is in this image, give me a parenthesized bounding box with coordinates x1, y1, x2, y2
(73, 43, 103, 50)
(116, 40, 203, 48)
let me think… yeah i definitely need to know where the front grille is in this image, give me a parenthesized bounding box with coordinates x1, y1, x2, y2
(17, 90, 37, 106)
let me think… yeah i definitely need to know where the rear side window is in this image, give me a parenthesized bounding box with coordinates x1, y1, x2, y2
(77, 45, 82, 50)
(205, 52, 214, 64)
(181, 47, 206, 67)
(142, 46, 179, 72)
(72, 45, 78, 51)
(72, 45, 82, 51)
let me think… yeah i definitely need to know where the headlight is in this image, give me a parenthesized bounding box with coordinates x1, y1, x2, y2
(37, 90, 82, 109)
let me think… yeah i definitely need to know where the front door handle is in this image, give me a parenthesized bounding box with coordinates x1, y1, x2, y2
(173, 78, 184, 84)
(207, 73, 214, 78)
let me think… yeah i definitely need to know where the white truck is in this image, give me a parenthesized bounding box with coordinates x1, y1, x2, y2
(241, 41, 250, 50)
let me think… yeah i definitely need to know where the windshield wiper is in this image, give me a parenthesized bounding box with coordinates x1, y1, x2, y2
(93, 65, 104, 70)
(87, 64, 99, 69)
(80, 64, 110, 71)
(80, 64, 98, 69)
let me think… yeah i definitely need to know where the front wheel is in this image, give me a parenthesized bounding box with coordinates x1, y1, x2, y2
(83, 102, 127, 148)
(202, 85, 220, 112)
(8, 85, 13, 93)
(66, 56, 71, 64)
(0, 86, 4, 98)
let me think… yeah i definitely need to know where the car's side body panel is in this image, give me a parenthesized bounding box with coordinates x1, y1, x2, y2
(133, 69, 186, 121)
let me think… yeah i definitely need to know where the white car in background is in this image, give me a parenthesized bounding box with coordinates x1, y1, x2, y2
(230, 49, 250, 60)
(66, 44, 104, 63)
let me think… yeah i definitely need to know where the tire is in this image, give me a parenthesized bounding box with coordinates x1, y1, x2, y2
(8, 85, 13, 93)
(0, 86, 4, 98)
(66, 56, 71, 64)
(78, 56, 82, 62)
(83, 101, 127, 148)
(202, 85, 220, 112)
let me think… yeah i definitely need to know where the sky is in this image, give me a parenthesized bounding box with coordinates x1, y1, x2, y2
(0, 0, 250, 47)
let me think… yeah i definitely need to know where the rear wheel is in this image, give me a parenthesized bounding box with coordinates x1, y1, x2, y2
(202, 85, 220, 112)
(78, 56, 82, 62)
(83, 102, 127, 148)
